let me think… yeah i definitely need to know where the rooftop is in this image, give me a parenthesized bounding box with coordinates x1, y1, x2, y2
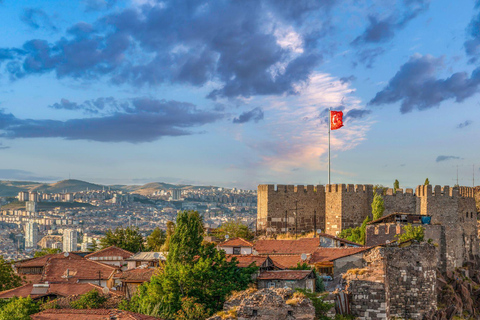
(226, 255, 267, 268)
(0, 283, 118, 300)
(257, 270, 314, 281)
(368, 212, 429, 225)
(254, 238, 320, 255)
(31, 309, 160, 320)
(126, 252, 166, 261)
(218, 238, 254, 247)
(309, 247, 371, 264)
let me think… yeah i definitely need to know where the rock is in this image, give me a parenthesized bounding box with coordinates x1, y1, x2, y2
(207, 288, 315, 320)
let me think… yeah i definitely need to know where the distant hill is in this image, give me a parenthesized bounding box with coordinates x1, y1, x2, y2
(0, 179, 219, 197)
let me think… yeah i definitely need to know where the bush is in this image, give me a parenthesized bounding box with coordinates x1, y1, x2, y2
(70, 290, 107, 309)
(0, 296, 39, 320)
(296, 289, 333, 320)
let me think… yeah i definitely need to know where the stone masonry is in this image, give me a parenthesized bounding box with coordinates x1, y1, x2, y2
(257, 183, 478, 270)
(345, 242, 437, 320)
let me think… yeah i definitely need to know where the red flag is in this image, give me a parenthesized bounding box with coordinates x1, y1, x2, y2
(330, 111, 344, 130)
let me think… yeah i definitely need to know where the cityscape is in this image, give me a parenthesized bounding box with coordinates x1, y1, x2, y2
(0, 0, 479, 319)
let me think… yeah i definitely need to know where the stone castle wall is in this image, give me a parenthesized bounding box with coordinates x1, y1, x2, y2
(346, 243, 437, 320)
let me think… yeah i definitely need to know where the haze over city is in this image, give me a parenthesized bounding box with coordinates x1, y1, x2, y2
(0, 0, 479, 189)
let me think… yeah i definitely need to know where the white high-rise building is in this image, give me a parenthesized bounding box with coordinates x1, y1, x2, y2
(25, 221, 39, 249)
(26, 201, 37, 213)
(63, 229, 78, 252)
(171, 189, 182, 201)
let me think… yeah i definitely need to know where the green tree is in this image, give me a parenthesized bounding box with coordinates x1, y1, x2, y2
(371, 193, 385, 220)
(0, 256, 22, 291)
(34, 248, 61, 258)
(88, 239, 98, 252)
(175, 297, 209, 320)
(146, 227, 167, 251)
(424, 178, 430, 185)
(396, 224, 424, 243)
(393, 179, 399, 193)
(213, 220, 254, 241)
(160, 221, 175, 252)
(123, 211, 257, 319)
(70, 290, 107, 309)
(100, 226, 144, 253)
(0, 296, 39, 320)
(338, 215, 371, 245)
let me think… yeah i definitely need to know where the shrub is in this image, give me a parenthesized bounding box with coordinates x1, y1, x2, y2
(70, 290, 107, 309)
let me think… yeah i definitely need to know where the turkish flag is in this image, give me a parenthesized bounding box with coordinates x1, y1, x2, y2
(330, 111, 344, 130)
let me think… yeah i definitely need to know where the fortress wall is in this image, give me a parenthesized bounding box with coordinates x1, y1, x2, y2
(382, 188, 417, 216)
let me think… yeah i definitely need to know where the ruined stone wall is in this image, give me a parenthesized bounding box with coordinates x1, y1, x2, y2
(417, 185, 477, 269)
(383, 243, 437, 319)
(365, 224, 446, 273)
(256, 184, 325, 234)
(381, 188, 416, 215)
(347, 243, 437, 320)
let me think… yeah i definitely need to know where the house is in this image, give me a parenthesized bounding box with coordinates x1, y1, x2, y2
(217, 238, 254, 255)
(125, 252, 166, 270)
(14, 252, 119, 288)
(256, 270, 316, 292)
(114, 267, 156, 299)
(318, 233, 363, 248)
(309, 247, 370, 279)
(0, 283, 118, 301)
(253, 238, 320, 256)
(85, 246, 134, 270)
(31, 309, 160, 320)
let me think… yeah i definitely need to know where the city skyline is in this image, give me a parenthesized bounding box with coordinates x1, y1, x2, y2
(0, 0, 479, 189)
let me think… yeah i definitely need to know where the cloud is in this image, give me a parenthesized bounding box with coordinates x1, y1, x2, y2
(344, 109, 372, 120)
(233, 107, 264, 124)
(237, 72, 372, 173)
(0, 98, 223, 143)
(82, 0, 117, 11)
(0, 142, 9, 150)
(351, 0, 430, 67)
(0, 169, 59, 181)
(352, 0, 430, 46)
(369, 54, 480, 113)
(436, 155, 463, 162)
(20, 8, 57, 31)
(0, 0, 330, 99)
(465, 8, 480, 63)
(339, 75, 356, 84)
(49, 97, 128, 114)
(457, 120, 472, 129)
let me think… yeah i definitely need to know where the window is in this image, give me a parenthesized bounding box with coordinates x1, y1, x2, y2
(471, 212, 474, 219)
(268, 282, 276, 288)
(288, 310, 293, 316)
(252, 310, 258, 316)
(466, 213, 469, 219)
(233, 247, 241, 255)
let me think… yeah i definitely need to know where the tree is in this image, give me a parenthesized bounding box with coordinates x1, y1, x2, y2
(100, 226, 144, 253)
(0, 256, 22, 292)
(213, 220, 254, 241)
(146, 227, 167, 252)
(123, 211, 257, 319)
(371, 193, 385, 220)
(338, 215, 371, 245)
(396, 224, 424, 243)
(0, 296, 39, 320)
(70, 290, 107, 309)
(34, 248, 61, 258)
(160, 221, 175, 252)
(424, 178, 430, 185)
(393, 179, 399, 193)
(88, 239, 98, 252)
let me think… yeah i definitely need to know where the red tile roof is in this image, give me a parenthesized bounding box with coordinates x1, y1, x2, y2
(226, 255, 267, 268)
(257, 270, 314, 281)
(269, 255, 306, 269)
(0, 283, 120, 299)
(254, 238, 320, 255)
(114, 268, 156, 283)
(309, 247, 370, 264)
(31, 309, 160, 320)
(41, 255, 118, 283)
(85, 246, 134, 259)
(218, 238, 254, 247)
(15, 252, 83, 268)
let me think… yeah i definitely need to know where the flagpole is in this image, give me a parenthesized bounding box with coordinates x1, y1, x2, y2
(328, 108, 331, 185)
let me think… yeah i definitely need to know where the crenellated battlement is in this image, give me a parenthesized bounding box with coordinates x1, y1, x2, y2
(414, 185, 475, 198)
(383, 188, 415, 196)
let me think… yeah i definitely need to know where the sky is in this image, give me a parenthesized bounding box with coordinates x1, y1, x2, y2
(0, 0, 479, 190)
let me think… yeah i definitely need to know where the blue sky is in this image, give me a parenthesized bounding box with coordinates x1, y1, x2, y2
(0, 0, 479, 190)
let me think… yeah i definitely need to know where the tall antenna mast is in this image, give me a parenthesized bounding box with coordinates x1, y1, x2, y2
(456, 165, 459, 186)
(474, 164, 475, 187)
